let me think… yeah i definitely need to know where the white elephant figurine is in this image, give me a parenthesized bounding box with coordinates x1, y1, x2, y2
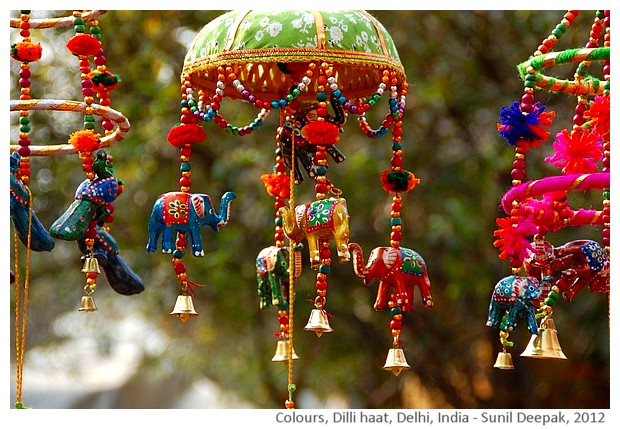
(146, 191, 235, 257)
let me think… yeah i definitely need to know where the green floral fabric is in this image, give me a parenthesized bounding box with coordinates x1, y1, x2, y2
(184, 10, 401, 65)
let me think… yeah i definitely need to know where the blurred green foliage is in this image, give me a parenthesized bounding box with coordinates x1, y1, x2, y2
(9, 10, 609, 409)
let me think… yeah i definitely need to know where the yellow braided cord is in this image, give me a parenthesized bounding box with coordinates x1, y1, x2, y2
(14, 186, 34, 407)
(287, 116, 296, 406)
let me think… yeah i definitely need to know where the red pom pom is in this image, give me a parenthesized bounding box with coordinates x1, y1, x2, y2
(66, 34, 102, 57)
(167, 123, 206, 147)
(301, 120, 340, 145)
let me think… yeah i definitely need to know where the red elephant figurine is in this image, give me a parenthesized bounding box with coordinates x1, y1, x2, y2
(525, 237, 609, 302)
(349, 243, 432, 312)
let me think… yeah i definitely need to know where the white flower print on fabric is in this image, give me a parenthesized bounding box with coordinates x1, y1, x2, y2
(291, 12, 315, 34)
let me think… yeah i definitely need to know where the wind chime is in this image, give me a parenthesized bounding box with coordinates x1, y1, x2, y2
(487, 10, 610, 369)
(160, 10, 433, 407)
(10, 10, 141, 408)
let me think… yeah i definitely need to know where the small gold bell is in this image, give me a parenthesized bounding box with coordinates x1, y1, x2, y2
(383, 347, 411, 376)
(78, 294, 98, 312)
(271, 340, 300, 362)
(520, 318, 567, 360)
(493, 350, 515, 370)
(304, 308, 333, 337)
(170, 294, 198, 323)
(81, 256, 100, 274)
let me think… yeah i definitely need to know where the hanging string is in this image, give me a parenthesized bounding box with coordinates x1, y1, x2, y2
(286, 115, 297, 409)
(14, 186, 33, 409)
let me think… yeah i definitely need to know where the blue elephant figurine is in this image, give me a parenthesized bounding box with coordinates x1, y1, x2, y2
(486, 275, 543, 335)
(50, 150, 119, 241)
(78, 226, 145, 296)
(256, 245, 302, 310)
(10, 152, 55, 252)
(146, 191, 236, 257)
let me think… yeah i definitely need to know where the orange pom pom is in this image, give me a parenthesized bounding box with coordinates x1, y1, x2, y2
(11, 41, 42, 62)
(69, 129, 101, 153)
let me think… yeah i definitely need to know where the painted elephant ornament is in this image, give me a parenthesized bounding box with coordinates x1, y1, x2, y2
(348, 243, 433, 312)
(486, 274, 543, 335)
(256, 245, 302, 310)
(525, 238, 609, 302)
(147, 191, 236, 257)
(278, 197, 350, 269)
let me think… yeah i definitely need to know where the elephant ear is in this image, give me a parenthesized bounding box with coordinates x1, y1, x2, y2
(382, 247, 400, 268)
(191, 194, 206, 218)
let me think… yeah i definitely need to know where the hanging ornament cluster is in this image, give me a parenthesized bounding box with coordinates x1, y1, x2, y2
(166, 10, 434, 407)
(487, 10, 610, 370)
(10, 10, 143, 408)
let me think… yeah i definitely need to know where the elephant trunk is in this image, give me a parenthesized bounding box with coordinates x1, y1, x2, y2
(348, 242, 369, 279)
(278, 205, 305, 244)
(217, 191, 237, 227)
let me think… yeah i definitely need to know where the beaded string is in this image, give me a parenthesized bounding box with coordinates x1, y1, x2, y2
(172, 74, 199, 316)
(68, 10, 107, 306)
(11, 11, 38, 408)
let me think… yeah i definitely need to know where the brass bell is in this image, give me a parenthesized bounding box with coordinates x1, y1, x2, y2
(78, 294, 98, 312)
(383, 347, 411, 376)
(520, 318, 567, 360)
(304, 308, 333, 337)
(170, 294, 198, 323)
(271, 340, 300, 362)
(81, 256, 100, 274)
(493, 350, 515, 370)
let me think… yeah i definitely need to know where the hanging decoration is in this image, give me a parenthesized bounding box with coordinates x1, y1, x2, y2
(170, 10, 432, 407)
(9, 10, 142, 408)
(487, 10, 610, 370)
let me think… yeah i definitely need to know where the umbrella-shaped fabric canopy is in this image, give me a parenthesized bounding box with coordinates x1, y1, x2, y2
(183, 10, 405, 102)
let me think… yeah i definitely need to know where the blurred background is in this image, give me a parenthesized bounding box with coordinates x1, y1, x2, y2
(8, 10, 610, 409)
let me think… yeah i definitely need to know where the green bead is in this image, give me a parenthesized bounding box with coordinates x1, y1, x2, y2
(390, 306, 402, 316)
(318, 264, 331, 274)
(603, 189, 610, 199)
(286, 94, 294, 102)
(84, 114, 95, 123)
(555, 23, 566, 34)
(545, 297, 557, 307)
(551, 28, 563, 38)
(74, 24, 86, 33)
(73, 17, 84, 25)
(547, 290, 560, 301)
(19, 124, 31, 133)
(180, 162, 191, 171)
(291, 88, 301, 98)
(19, 116, 30, 125)
(84, 121, 96, 129)
(390, 218, 402, 226)
(90, 26, 101, 35)
(368, 99, 376, 107)
(316, 92, 328, 102)
(275, 217, 283, 227)
(499, 323, 507, 331)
